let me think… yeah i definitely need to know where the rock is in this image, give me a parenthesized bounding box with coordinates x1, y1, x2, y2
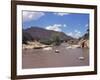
(43, 47, 52, 51)
(22, 44, 34, 49)
(55, 50, 60, 53)
(66, 45, 80, 49)
(66, 46, 72, 49)
(78, 39, 89, 48)
(78, 57, 85, 60)
(23, 41, 50, 49)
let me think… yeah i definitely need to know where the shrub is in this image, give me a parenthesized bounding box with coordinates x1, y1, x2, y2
(51, 34, 61, 46)
(39, 39, 53, 45)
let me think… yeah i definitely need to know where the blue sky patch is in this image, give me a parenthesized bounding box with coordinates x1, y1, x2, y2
(22, 11, 89, 38)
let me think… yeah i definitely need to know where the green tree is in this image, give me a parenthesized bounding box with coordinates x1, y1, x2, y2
(51, 33, 61, 46)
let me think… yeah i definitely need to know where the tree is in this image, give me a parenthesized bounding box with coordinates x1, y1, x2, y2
(51, 33, 61, 46)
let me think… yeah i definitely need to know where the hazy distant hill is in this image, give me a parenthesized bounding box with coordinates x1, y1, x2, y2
(23, 27, 74, 44)
(82, 33, 89, 39)
(79, 29, 89, 40)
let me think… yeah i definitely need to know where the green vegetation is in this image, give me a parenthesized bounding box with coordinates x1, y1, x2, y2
(39, 39, 53, 45)
(39, 33, 62, 46)
(51, 34, 61, 46)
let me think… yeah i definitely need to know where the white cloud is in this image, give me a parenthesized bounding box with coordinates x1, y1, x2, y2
(45, 24, 62, 32)
(63, 24, 67, 27)
(75, 30, 81, 34)
(74, 33, 81, 38)
(54, 12, 70, 16)
(66, 32, 73, 36)
(74, 30, 81, 38)
(45, 24, 67, 32)
(66, 30, 81, 38)
(23, 11, 45, 22)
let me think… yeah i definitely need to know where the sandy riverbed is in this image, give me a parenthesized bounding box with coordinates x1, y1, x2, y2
(22, 43, 89, 69)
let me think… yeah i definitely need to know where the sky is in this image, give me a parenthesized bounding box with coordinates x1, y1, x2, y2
(22, 11, 89, 38)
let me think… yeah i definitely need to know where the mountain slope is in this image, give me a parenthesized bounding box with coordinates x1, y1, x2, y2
(23, 27, 74, 44)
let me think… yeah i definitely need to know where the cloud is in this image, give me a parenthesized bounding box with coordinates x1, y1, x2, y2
(45, 24, 62, 32)
(66, 32, 73, 36)
(74, 30, 81, 38)
(23, 11, 45, 22)
(54, 12, 70, 16)
(45, 24, 67, 32)
(75, 30, 81, 34)
(66, 30, 81, 38)
(63, 24, 67, 27)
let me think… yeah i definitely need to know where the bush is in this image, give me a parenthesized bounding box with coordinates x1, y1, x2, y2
(40, 34, 62, 46)
(39, 39, 53, 45)
(51, 34, 61, 46)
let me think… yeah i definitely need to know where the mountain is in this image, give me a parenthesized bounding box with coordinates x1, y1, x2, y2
(22, 27, 74, 44)
(79, 28, 89, 40)
(82, 33, 89, 39)
(79, 33, 89, 40)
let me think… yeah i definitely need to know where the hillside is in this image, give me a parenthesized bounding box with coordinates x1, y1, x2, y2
(22, 27, 74, 44)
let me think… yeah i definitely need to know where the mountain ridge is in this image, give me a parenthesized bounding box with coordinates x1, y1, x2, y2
(23, 27, 75, 44)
